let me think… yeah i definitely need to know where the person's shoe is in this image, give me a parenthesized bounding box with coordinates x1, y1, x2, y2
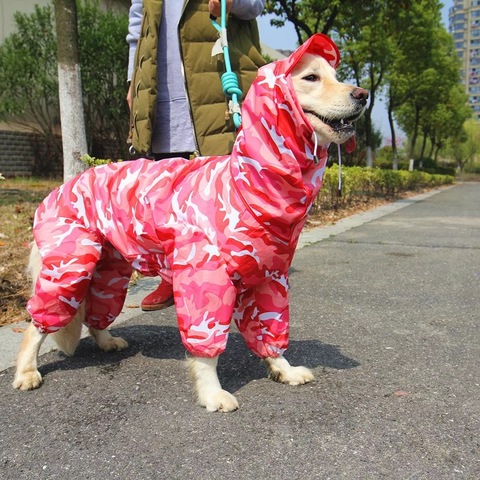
(141, 281, 174, 311)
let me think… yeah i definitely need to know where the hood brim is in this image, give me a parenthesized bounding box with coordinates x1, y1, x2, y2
(281, 34, 341, 76)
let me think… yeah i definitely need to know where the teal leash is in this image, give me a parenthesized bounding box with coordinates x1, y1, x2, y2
(210, 0, 243, 128)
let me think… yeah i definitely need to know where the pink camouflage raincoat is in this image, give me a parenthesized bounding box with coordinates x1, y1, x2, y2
(28, 34, 340, 359)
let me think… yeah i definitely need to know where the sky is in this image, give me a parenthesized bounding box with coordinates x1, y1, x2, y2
(257, 2, 453, 144)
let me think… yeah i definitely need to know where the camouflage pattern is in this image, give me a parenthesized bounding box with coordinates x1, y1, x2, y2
(27, 34, 339, 359)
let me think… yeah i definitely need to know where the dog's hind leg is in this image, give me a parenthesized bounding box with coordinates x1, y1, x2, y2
(186, 356, 239, 412)
(13, 306, 85, 390)
(13, 242, 61, 390)
(51, 303, 85, 356)
(264, 356, 314, 385)
(12, 323, 47, 390)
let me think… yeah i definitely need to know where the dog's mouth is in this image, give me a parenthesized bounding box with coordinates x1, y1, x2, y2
(304, 110, 361, 133)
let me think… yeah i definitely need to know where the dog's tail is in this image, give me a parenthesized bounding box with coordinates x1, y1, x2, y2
(27, 241, 84, 356)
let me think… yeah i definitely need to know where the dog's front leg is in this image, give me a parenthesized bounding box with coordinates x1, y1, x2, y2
(12, 323, 47, 390)
(186, 356, 239, 412)
(264, 355, 314, 385)
(88, 327, 129, 352)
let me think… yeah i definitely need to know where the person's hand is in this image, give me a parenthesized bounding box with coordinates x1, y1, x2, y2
(208, 0, 233, 17)
(126, 83, 132, 112)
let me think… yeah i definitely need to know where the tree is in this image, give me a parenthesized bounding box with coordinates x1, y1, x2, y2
(427, 84, 471, 162)
(265, 0, 328, 42)
(54, 0, 88, 181)
(387, 1, 456, 161)
(447, 119, 480, 175)
(0, 2, 129, 177)
(77, 1, 129, 159)
(0, 5, 61, 171)
(335, 1, 397, 167)
(264, 0, 360, 43)
(264, 1, 401, 167)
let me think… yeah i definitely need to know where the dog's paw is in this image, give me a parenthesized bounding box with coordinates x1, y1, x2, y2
(186, 356, 238, 412)
(272, 365, 314, 385)
(198, 389, 239, 413)
(98, 336, 129, 352)
(89, 328, 128, 352)
(265, 356, 314, 385)
(12, 370, 43, 390)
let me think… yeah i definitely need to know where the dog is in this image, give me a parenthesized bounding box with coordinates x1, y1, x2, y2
(13, 34, 368, 412)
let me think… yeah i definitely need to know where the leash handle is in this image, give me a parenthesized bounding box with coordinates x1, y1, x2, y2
(210, 0, 242, 128)
(337, 143, 342, 196)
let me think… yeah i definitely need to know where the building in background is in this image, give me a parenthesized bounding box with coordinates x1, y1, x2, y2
(449, 0, 480, 120)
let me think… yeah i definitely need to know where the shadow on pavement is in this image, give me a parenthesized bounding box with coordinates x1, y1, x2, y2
(36, 324, 360, 394)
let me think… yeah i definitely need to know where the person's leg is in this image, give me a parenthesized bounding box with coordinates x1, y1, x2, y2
(141, 150, 193, 311)
(140, 279, 174, 311)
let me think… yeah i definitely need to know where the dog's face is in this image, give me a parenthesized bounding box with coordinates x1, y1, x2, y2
(291, 53, 369, 146)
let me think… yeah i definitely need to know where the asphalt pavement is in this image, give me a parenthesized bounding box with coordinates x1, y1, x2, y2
(0, 182, 479, 479)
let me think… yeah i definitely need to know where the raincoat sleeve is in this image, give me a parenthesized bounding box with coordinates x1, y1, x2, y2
(172, 233, 237, 357)
(233, 275, 290, 358)
(27, 218, 104, 333)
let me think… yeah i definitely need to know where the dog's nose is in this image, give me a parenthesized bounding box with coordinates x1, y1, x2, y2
(351, 88, 369, 106)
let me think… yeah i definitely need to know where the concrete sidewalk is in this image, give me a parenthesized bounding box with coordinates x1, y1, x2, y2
(0, 187, 448, 373)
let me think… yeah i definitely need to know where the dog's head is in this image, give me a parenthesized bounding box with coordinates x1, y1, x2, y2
(287, 35, 369, 149)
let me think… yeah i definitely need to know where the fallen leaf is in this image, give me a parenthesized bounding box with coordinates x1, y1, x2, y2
(386, 390, 411, 398)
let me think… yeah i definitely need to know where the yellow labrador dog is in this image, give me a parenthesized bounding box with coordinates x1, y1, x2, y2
(13, 34, 367, 412)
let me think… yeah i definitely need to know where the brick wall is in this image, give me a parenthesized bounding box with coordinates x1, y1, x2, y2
(0, 130, 62, 177)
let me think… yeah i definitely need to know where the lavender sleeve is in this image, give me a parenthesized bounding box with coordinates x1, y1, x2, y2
(231, 0, 265, 20)
(126, 0, 143, 82)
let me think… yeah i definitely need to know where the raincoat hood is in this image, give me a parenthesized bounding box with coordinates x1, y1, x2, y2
(230, 34, 341, 241)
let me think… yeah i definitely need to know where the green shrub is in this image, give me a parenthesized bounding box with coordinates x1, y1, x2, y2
(313, 166, 454, 212)
(464, 163, 480, 174)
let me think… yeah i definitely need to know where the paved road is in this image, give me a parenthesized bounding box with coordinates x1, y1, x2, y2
(1, 183, 479, 479)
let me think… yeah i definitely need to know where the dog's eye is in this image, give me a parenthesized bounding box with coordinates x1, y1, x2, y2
(303, 74, 319, 82)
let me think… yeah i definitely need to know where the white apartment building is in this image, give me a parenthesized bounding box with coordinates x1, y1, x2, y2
(449, 0, 480, 119)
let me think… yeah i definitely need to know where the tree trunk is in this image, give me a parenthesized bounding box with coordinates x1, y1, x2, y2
(408, 107, 420, 161)
(387, 101, 398, 170)
(54, 0, 87, 181)
(365, 102, 374, 168)
(420, 131, 427, 158)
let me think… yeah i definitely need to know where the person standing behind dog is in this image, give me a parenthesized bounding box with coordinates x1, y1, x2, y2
(126, 0, 266, 311)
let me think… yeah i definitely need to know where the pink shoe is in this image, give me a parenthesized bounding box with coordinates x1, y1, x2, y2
(141, 281, 174, 311)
